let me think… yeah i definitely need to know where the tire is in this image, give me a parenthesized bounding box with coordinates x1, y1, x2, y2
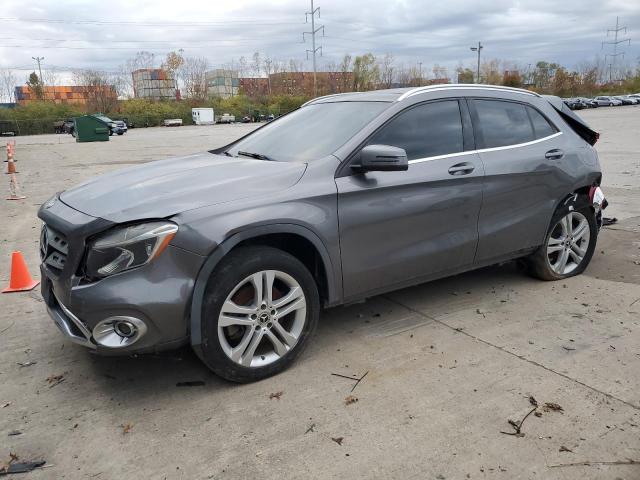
(109, 130, 113, 136)
(199, 246, 320, 383)
(117, 132, 124, 135)
(528, 194, 597, 281)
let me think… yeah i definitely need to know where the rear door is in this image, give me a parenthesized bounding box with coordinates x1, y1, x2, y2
(470, 98, 569, 263)
(336, 99, 483, 300)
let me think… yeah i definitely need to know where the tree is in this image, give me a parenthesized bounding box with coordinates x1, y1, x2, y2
(0, 68, 17, 103)
(180, 56, 208, 100)
(339, 54, 352, 92)
(72, 69, 118, 112)
(163, 50, 185, 92)
(502, 70, 523, 88)
(379, 54, 395, 88)
(26, 72, 44, 100)
(119, 51, 157, 99)
(352, 53, 379, 91)
(456, 66, 474, 84)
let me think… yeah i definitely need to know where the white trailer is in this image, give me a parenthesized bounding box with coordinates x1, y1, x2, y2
(192, 108, 215, 125)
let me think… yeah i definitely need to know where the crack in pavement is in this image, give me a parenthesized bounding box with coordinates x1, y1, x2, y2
(384, 295, 640, 411)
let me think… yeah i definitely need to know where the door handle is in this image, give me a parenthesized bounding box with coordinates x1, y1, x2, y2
(448, 162, 475, 175)
(545, 149, 564, 160)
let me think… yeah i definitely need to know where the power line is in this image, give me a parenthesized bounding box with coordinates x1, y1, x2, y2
(602, 16, 631, 82)
(303, 0, 324, 96)
(0, 16, 302, 27)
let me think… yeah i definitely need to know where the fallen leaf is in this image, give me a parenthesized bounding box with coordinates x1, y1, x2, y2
(344, 395, 358, 406)
(121, 423, 133, 435)
(8, 430, 22, 436)
(331, 437, 344, 446)
(543, 402, 564, 412)
(528, 396, 538, 407)
(559, 446, 573, 453)
(46, 374, 64, 384)
(269, 391, 283, 400)
(1, 402, 10, 409)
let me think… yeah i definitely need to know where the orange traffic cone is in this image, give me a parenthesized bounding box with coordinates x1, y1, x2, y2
(2, 251, 40, 293)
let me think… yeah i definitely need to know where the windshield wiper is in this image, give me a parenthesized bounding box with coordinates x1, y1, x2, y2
(237, 151, 274, 161)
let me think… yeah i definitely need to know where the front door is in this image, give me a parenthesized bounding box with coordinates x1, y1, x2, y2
(336, 99, 484, 300)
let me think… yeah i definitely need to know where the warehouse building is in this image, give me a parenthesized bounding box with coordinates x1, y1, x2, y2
(206, 69, 239, 98)
(132, 69, 176, 100)
(14, 85, 116, 105)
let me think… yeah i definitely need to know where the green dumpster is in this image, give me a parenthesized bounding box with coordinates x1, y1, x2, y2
(73, 115, 109, 142)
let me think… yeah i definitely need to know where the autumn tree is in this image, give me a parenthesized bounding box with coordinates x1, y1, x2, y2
(72, 69, 118, 112)
(456, 67, 474, 84)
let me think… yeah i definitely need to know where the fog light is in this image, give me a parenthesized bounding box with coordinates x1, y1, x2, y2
(114, 320, 135, 338)
(92, 316, 147, 348)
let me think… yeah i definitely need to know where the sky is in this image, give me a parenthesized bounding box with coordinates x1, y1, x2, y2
(0, 0, 639, 86)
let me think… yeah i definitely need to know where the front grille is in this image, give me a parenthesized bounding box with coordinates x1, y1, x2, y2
(40, 224, 69, 274)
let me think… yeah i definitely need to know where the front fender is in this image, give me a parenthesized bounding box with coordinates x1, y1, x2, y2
(189, 223, 339, 357)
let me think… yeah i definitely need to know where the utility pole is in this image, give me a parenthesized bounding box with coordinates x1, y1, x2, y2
(470, 42, 483, 83)
(303, 0, 324, 97)
(602, 16, 631, 83)
(32, 56, 44, 83)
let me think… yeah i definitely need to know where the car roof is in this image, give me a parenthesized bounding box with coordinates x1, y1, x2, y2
(303, 84, 541, 106)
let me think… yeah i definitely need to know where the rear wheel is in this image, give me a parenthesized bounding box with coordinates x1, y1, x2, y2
(200, 246, 319, 383)
(528, 195, 597, 281)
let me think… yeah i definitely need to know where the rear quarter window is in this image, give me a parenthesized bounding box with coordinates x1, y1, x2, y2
(472, 99, 534, 148)
(526, 106, 557, 139)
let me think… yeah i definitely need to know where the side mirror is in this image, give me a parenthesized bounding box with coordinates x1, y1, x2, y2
(353, 145, 408, 172)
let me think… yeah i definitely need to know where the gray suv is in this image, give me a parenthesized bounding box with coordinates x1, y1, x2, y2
(39, 85, 605, 382)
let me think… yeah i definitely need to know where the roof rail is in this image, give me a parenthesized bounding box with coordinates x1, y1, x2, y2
(301, 92, 351, 107)
(396, 84, 541, 101)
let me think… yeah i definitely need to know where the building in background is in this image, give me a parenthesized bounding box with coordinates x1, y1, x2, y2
(14, 85, 117, 106)
(206, 69, 239, 98)
(132, 69, 176, 100)
(240, 72, 353, 98)
(239, 77, 269, 97)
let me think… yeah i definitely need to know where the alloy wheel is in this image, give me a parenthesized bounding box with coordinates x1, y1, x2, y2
(217, 270, 307, 368)
(546, 211, 590, 275)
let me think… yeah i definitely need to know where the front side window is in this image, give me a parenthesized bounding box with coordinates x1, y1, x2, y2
(226, 101, 389, 163)
(473, 99, 534, 148)
(366, 100, 464, 160)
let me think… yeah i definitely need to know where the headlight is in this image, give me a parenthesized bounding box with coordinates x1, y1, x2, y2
(84, 221, 178, 279)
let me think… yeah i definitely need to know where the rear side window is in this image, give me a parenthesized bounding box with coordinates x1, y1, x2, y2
(526, 106, 557, 139)
(366, 100, 463, 160)
(473, 100, 534, 148)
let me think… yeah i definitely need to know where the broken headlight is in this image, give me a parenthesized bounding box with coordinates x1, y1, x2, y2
(85, 222, 178, 279)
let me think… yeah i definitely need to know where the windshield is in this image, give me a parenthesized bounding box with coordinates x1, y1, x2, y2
(226, 101, 389, 162)
(96, 116, 112, 123)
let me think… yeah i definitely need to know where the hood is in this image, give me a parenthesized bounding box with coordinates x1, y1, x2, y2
(60, 152, 306, 223)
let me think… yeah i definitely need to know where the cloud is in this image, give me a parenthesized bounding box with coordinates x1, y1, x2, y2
(0, 0, 638, 82)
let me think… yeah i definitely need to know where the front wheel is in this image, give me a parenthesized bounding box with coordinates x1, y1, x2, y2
(199, 246, 319, 383)
(528, 195, 597, 281)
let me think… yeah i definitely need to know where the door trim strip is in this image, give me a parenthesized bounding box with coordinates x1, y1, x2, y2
(408, 132, 563, 165)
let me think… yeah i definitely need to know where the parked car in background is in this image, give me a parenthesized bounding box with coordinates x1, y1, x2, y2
(94, 115, 127, 135)
(63, 119, 75, 135)
(576, 97, 598, 108)
(613, 96, 634, 106)
(593, 96, 622, 106)
(619, 95, 639, 105)
(565, 98, 588, 110)
(38, 85, 605, 383)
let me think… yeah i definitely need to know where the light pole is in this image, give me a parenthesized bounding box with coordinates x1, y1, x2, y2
(32, 56, 44, 83)
(469, 42, 483, 84)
